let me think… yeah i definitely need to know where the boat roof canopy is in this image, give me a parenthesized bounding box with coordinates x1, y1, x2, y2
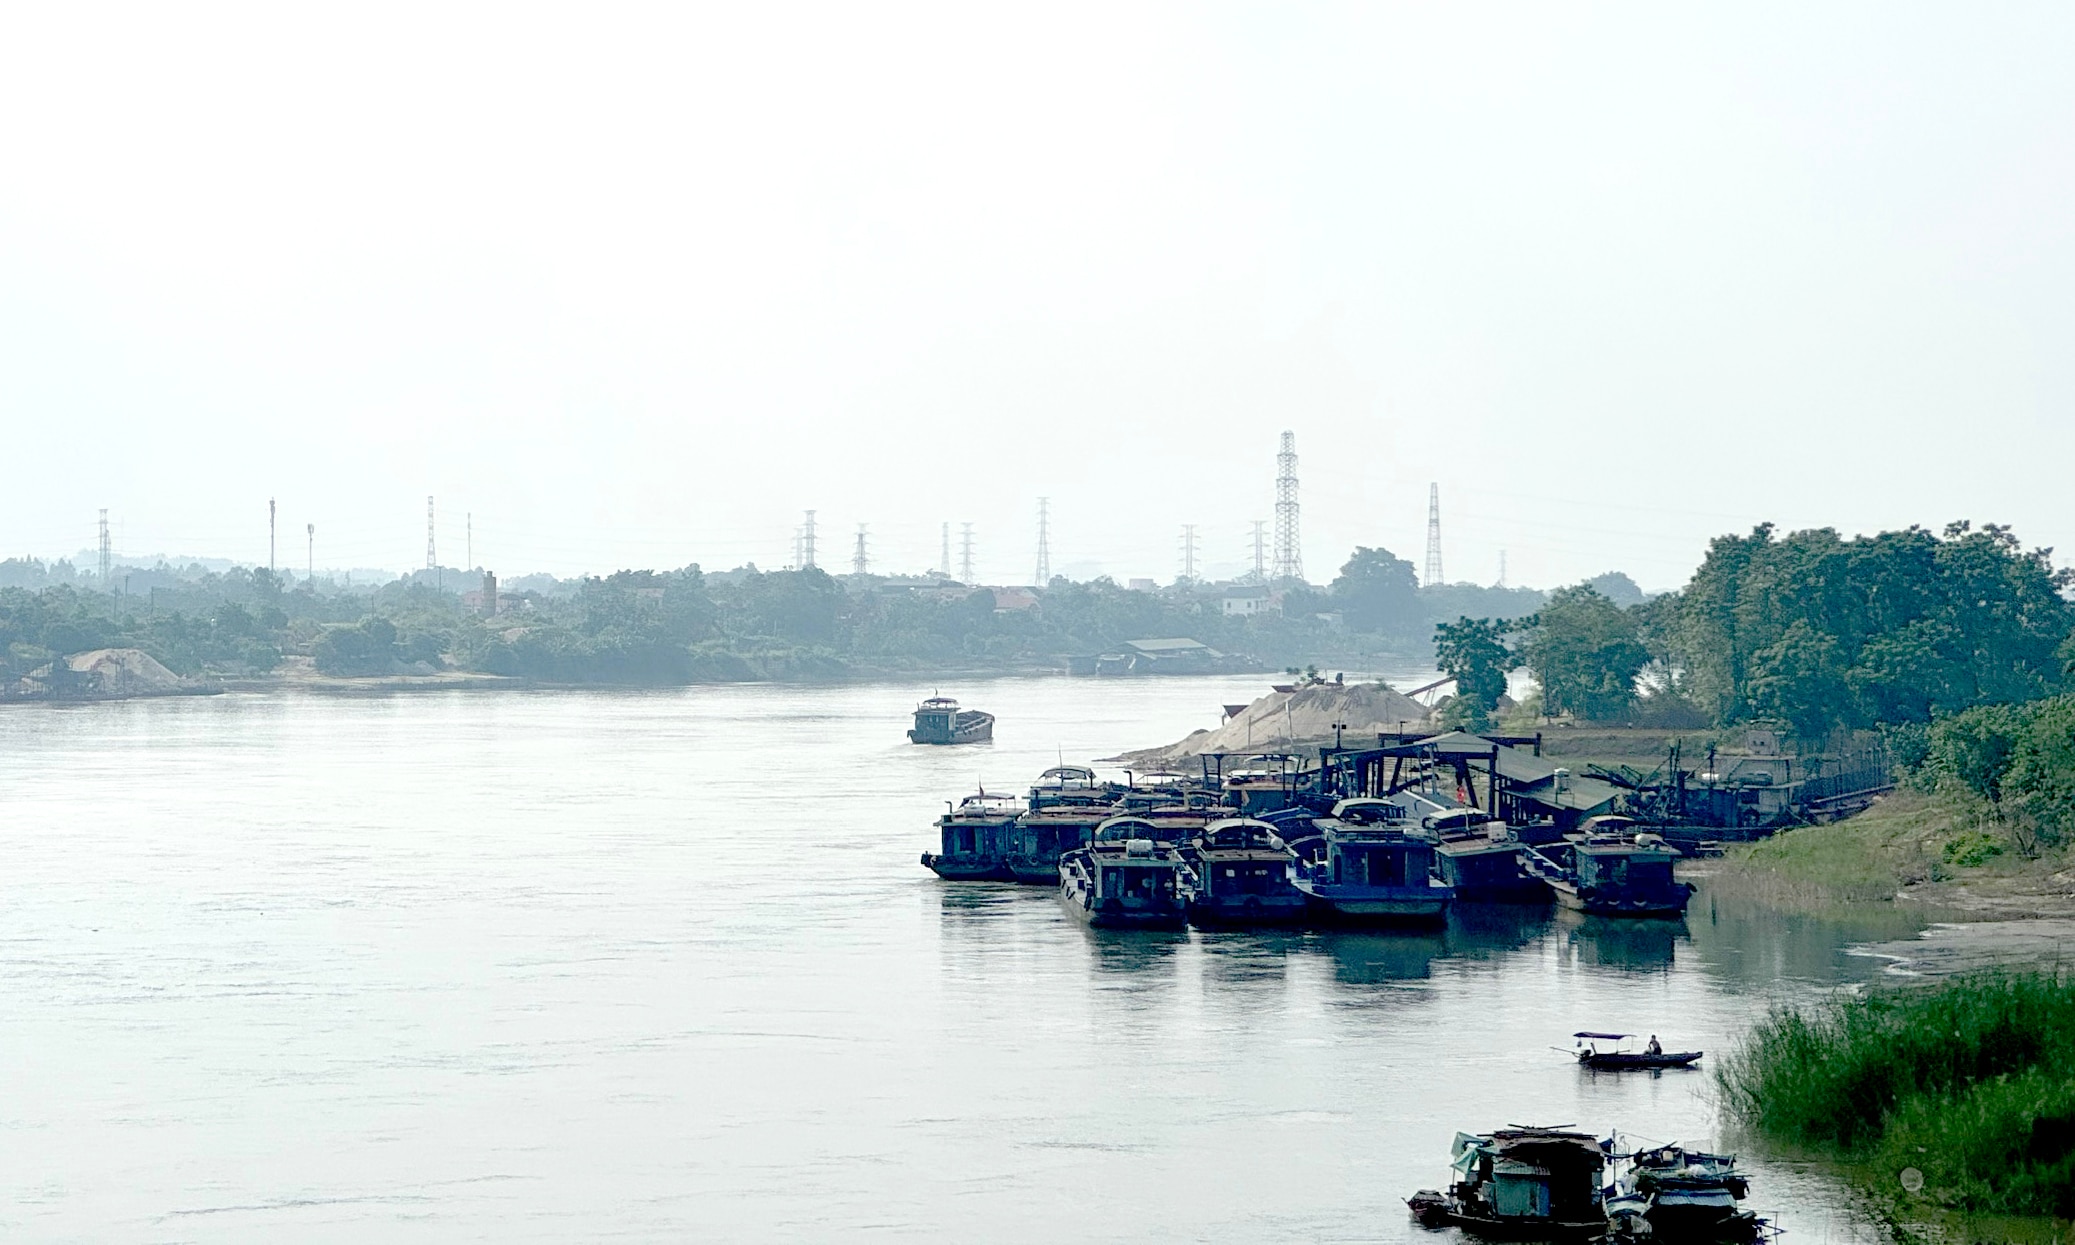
(1574, 1031, 1629, 1039)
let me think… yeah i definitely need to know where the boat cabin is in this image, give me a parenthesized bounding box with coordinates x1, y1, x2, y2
(1450, 1128, 1607, 1228)
(919, 792, 1025, 880)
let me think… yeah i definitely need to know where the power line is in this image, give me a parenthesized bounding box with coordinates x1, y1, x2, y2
(1033, 497, 1051, 586)
(1424, 482, 1444, 587)
(1273, 431, 1303, 583)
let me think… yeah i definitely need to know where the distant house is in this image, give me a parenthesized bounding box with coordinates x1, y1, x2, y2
(991, 587, 1039, 612)
(1221, 590, 1276, 617)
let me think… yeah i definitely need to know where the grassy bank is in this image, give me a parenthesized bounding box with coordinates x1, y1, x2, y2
(1718, 972, 2075, 1229)
(1699, 790, 2075, 916)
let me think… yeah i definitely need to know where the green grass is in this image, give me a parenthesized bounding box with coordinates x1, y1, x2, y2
(1719, 972, 2075, 1219)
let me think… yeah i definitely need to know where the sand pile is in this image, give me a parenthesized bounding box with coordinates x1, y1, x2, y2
(1113, 681, 1433, 767)
(65, 648, 196, 696)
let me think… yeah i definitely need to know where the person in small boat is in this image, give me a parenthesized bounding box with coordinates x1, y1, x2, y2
(1646, 1035, 1662, 1055)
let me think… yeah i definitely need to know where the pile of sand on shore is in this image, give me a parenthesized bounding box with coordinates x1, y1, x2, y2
(64, 648, 199, 696)
(1110, 681, 1433, 767)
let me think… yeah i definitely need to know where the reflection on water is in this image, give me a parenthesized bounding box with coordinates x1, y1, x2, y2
(0, 677, 1906, 1243)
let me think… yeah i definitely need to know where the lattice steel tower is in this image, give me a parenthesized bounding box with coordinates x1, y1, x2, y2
(1033, 497, 1051, 586)
(425, 496, 436, 571)
(958, 522, 975, 584)
(1248, 520, 1267, 584)
(1423, 483, 1444, 587)
(852, 524, 869, 576)
(940, 522, 951, 576)
(99, 509, 112, 586)
(1179, 524, 1198, 583)
(1272, 432, 1302, 582)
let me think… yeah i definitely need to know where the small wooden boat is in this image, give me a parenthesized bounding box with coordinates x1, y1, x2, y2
(1607, 1143, 1767, 1242)
(908, 696, 994, 745)
(1573, 1032, 1703, 1070)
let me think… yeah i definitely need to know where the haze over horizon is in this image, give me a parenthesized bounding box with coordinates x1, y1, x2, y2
(4, 4, 2072, 593)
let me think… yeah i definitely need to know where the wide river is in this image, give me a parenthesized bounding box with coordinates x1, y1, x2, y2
(0, 675, 1920, 1242)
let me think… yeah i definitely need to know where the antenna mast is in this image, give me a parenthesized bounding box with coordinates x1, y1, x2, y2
(1033, 497, 1051, 586)
(1272, 432, 1302, 582)
(1423, 483, 1444, 587)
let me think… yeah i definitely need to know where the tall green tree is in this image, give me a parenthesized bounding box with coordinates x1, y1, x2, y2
(1522, 585, 1648, 721)
(1329, 546, 1421, 636)
(1433, 615, 1525, 730)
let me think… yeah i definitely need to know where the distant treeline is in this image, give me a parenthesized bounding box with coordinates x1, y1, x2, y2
(0, 550, 1563, 687)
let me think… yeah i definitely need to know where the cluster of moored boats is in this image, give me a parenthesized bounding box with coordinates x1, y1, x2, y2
(1410, 1126, 1770, 1242)
(920, 764, 1697, 928)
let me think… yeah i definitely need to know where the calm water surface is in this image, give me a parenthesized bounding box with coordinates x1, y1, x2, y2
(0, 677, 1911, 1242)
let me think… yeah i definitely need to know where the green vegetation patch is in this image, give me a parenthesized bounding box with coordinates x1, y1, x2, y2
(1720, 972, 2075, 1219)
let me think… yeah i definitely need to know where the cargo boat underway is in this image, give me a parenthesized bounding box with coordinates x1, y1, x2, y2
(908, 696, 995, 745)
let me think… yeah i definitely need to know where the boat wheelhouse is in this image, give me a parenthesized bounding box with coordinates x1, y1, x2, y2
(1181, 817, 1306, 927)
(1293, 798, 1454, 925)
(919, 792, 1025, 880)
(1057, 816, 1193, 929)
(1606, 1143, 1764, 1242)
(1007, 800, 1112, 885)
(1522, 818, 1694, 917)
(1429, 810, 1548, 903)
(1407, 1127, 1608, 1237)
(908, 696, 995, 745)
(1221, 754, 1304, 816)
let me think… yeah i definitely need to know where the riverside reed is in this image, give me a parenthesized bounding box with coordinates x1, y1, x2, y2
(1717, 972, 2075, 1218)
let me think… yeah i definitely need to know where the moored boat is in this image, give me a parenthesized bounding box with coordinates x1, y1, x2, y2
(1606, 1143, 1766, 1242)
(1522, 818, 1694, 917)
(1007, 790, 1112, 885)
(1181, 817, 1306, 927)
(908, 696, 995, 745)
(920, 791, 1024, 880)
(1407, 1126, 1608, 1237)
(1428, 810, 1549, 903)
(1057, 816, 1193, 929)
(1293, 798, 1454, 925)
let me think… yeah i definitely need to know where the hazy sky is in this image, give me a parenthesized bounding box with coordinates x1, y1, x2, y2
(3, 4, 2070, 591)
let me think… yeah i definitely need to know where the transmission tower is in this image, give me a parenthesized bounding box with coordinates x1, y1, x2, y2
(940, 522, 951, 576)
(466, 512, 473, 571)
(800, 510, 818, 569)
(1272, 431, 1302, 582)
(425, 496, 436, 571)
(852, 524, 869, 576)
(1248, 520, 1267, 584)
(1423, 483, 1444, 587)
(1179, 524, 1199, 583)
(268, 498, 277, 574)
(307, 524, 316, 582)
(958, 522, 975, 584)
(1496, 549, 1507, 589)
(98, 509, 112, 586)
(1033, 497, 1051, 586)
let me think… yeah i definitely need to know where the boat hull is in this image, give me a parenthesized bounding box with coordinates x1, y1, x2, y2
(1060, 890, 1189, 930)
(1186, 894, 1311, 928)
(1296, 881, 1451, 925)
(919, 852, 1012, 881)
(1549, 880, 1694, 917)
(1581, 1051, 1702, 1070)
(908, 718, 994, 745)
